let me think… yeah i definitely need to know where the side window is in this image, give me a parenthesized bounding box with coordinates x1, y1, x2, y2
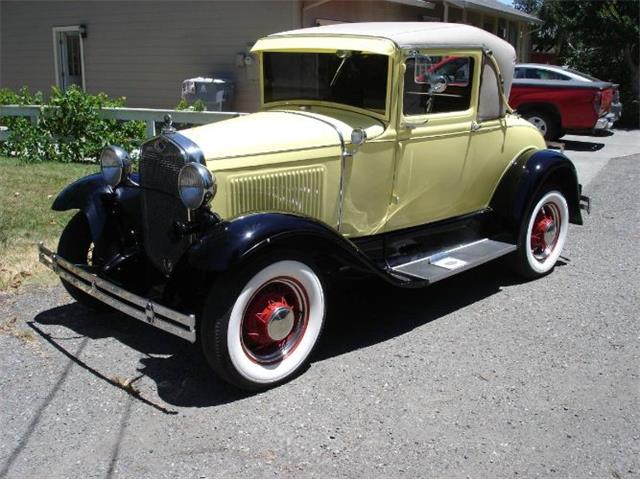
(539, 69, 571, 80)
(524, 68, 541, 79)
(403, 55, 475, 116)
(527, 68, 571, 81)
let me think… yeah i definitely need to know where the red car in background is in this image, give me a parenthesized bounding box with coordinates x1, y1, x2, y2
(510, 63, 622, 140)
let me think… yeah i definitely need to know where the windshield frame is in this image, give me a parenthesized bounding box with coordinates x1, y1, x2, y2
(258, 50, 394, 122)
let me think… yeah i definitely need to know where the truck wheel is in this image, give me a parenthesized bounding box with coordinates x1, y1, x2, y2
(513, 187, 569, 279)
(57, 212, 109, 311)
(200, 254, 326, 390)
(524, 110, 559, 141)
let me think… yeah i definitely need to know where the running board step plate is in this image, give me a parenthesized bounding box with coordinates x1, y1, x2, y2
(391, 239, 516, 283)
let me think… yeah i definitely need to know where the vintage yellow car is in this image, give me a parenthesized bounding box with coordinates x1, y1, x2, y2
(39, 23, 590, 390)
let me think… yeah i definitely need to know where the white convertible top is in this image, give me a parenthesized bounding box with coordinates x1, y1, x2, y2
(270, 22, 516, 99)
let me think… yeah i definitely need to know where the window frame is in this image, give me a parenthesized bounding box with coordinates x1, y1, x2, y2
(399, 49, 482, 127)
(52, 25, 86, 91)
(258, 50, 394, 122)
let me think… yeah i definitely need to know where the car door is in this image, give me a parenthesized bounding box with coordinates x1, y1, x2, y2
(459, 54, 535, 214)
(385, 50, 482, 232)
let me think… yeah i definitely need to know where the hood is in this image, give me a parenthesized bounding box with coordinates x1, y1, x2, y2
(180, 109, 385, 162)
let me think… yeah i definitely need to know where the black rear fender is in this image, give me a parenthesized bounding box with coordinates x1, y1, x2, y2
(490, 148, 583, 231)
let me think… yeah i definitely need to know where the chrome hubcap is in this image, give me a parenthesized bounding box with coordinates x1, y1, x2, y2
(266, 306, 295, 341)
(241, 277, 308, 364)
(543, 221, 557, 246)
(531, 202, 561, 262)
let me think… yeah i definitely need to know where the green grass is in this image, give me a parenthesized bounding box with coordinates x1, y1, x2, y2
(0, 156, 96, 290)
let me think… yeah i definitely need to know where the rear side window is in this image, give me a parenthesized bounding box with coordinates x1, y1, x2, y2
(518, 67, 571, 80)
(403, 55, 475, 116)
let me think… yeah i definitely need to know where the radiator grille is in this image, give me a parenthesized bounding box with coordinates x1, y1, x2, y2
(139, 138, 190, 275)
(229, 167, 324, 218)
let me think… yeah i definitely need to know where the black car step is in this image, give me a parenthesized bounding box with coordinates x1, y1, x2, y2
(390, 238, 516, 283)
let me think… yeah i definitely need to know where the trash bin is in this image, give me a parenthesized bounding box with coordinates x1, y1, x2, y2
(181, 76, 235, 111)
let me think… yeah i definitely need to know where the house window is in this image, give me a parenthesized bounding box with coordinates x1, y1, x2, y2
(497, 18, 507, 39)
(53, 26, 86, 90)
(508, 21, 519, 50)
(483, 17, 495, 33)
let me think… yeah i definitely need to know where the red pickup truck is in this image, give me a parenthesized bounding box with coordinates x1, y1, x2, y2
(509, 64, 621, 140)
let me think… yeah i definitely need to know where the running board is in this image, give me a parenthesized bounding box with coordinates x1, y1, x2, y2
(390, 239, 516, 283)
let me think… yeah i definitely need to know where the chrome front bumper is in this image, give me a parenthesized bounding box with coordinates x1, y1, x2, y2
(38, 243, 196, 343)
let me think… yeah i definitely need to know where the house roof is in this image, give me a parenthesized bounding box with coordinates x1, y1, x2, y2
(385, 0, 541, 24)
(446, 0, 543, 24)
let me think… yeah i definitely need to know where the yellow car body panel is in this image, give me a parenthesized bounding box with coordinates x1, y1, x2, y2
(179, 35, 546, 238)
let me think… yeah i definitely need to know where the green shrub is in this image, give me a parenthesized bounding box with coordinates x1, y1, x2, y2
(175, 98, 207, 111)
(0, 86, 43, 105)
(0, 86, 146, 163)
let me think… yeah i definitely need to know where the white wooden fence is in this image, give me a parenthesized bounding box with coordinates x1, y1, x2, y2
(0, 105, 245, 141)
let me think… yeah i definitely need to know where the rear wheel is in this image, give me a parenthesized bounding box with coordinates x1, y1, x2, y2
(513, 188, 569, 279)
(200, 254, 326, 390)
(524, 110, 560, 141)
(57, 212, 109, 310)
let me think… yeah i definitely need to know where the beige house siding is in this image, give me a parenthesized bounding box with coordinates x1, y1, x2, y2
(302, 0, 438, 26)
(0, 0, 298, 112)
(0, 0, 535, 112)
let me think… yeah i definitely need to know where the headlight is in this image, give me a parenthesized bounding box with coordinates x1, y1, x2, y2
(178, 162, 216, 210)
(100, 146, 131, 187)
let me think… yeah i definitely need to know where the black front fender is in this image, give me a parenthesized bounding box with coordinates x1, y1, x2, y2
(52, 173, 142, 240)
(52, 173, 112, 239)
(187, 212, 417, 286)
(490, 148, 583, 230)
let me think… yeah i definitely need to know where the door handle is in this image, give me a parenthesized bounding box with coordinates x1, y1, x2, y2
(471, 121, 481, 132)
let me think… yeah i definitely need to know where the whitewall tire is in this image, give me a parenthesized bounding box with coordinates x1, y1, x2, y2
(200, 256, 326, 390)
(515, 189, 569, 278)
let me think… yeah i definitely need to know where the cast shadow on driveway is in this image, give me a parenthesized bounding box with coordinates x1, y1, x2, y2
(551, 139, 606, 152)
(31, 258, 540, 409)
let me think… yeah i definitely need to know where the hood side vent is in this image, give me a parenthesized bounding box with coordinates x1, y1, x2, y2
(229, 167, 324, 219)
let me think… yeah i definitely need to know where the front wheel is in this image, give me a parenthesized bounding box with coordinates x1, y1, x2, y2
(200, 255, 326, 390)
(513, 188, 569, 279)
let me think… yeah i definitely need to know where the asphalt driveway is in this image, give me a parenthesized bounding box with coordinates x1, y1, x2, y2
(0, 131, 638, 478)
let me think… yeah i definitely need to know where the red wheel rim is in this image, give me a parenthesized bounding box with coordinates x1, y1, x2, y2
(240, 276, 309, 364)
(530, 201, 561, 262)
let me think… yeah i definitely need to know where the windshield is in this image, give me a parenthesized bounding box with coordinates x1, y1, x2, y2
(262, 51, 389, 114)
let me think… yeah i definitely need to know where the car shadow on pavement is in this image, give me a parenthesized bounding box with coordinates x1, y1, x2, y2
(553, 139, 605, 152)
(317, 259, 526, 361)
(32, 258, 534, 409)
